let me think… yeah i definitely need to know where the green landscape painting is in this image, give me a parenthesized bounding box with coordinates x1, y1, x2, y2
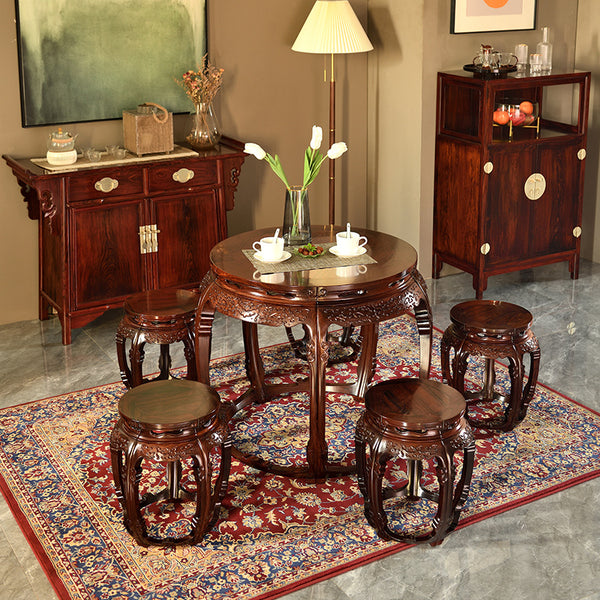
(15, 0, 206, 126)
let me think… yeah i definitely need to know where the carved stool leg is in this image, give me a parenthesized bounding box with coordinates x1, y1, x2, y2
(123, 445, 149, 546)
(189, 449, 213, 545)
(448, 439, 476, 533)
(504, 353, 525, 431)
(116, 329, 134, 389)
(360, 436, 391, 540)
(482, 358, 496, 401)
(520, 344, 540, 422)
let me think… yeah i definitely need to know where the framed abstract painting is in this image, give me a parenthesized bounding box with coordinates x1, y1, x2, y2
(14, 0, 206, 127)
(451, 0, 537, 34)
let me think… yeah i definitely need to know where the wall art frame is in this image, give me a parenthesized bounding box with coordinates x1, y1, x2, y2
(14, 0, 207, 127)
(451, 0, 537, 34)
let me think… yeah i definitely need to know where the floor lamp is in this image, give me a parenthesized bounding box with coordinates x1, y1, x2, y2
(292, 0, 373, 227)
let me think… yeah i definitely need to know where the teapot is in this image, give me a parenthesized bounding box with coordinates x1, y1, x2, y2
(473, 45, 518, 70)
(46, 128, 78, 166)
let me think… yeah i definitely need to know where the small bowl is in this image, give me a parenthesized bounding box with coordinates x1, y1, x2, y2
(87, 149, 102, 162)
(493, 102, 538, 127)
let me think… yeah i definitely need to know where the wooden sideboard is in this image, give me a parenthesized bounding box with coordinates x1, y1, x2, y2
(3, 137, 245, 344)
(433, 70, 591, 298)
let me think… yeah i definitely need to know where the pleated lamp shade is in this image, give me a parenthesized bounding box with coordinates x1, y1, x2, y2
(292, 0, 373, 54)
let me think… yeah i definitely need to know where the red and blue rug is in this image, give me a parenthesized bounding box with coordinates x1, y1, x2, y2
(1, 315, 600, 600)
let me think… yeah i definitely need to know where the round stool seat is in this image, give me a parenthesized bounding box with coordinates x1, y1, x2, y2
(124, 289, 199, 323)
(119, 378, 220, 431)
(441, 300, 540, 432)
(365, 377, 467, 431)
(116, 288, 199, 388)
(356, 378, 475, 546)
(450, 300, 533, 337)
(110, 380, 234, 547)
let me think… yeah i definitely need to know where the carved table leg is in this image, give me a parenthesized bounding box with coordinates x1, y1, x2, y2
(194, 291, 216, 386)
(129, 330, 146, 388)
(242, 322, 268, 403)
(157, 344, 172, 380)
(183, 322, 197, 381)
(413, 288, 433, 379)
(353, 323, 379, 398)
(304, 312, 331, 479)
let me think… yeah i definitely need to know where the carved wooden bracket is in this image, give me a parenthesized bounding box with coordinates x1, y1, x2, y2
(15, 179, 40, 221)
(39, 189, 59, 235)
(222, 156, 245, 211)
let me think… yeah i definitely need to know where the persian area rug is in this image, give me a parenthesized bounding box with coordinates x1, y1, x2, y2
(2, 315, 600, 600)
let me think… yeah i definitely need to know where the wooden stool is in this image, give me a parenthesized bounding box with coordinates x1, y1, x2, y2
(116, 288, 199, 388)
(441, 300, 540, 432)
(356, 378, 475, 546)
(109, 379, 234, 547)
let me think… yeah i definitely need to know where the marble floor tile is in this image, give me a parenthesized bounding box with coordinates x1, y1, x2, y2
(1, 260, 600, 599)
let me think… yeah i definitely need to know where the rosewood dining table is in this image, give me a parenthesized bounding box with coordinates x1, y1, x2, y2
(194, 225, 432, 479)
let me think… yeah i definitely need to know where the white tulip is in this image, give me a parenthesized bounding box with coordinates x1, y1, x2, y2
(244, 143, 266, 160)
(310, 126, 323, 150)
(327, 142, 348, 160)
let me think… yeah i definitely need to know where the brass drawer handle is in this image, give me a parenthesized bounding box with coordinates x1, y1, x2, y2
(172, 168, 195, 183)
(94, 177, 119, 193)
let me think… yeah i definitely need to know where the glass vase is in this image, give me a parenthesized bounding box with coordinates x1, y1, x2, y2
(282, 186, 311, 246)
(187, 102, 222, 150)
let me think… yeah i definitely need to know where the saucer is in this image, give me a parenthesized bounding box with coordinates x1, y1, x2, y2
(329, 246, 367, 258)
(253, 250, 291, 264)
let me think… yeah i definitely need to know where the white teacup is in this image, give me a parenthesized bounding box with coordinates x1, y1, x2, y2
(335, 265, 368, 278)
(252, 236, 284, 261)
(336, 231, 368, 256)
(253, 271, 285, 283)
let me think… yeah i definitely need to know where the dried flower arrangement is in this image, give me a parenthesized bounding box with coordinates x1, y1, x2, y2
(176, 54, 224, 106)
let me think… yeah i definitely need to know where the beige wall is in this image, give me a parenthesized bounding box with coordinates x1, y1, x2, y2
(0, 0, 594, 326)
(576, 0, 600, 261)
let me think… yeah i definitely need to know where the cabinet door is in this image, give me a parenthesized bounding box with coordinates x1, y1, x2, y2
(151, 190, 222, 290)
(70, 199, 146, 308)
(529, 140, 581, 257)
(484, 146, 536, 267)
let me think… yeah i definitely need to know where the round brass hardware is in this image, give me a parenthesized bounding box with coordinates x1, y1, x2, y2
(480, 243, 490, 255)
(173, 168, 195, 183)
(577, 149, 587, 160)
(524, 173, 546, 201)
(483, 162, 493, 174)
(573, 226, 582, 238)
(94, 177, 119, 193)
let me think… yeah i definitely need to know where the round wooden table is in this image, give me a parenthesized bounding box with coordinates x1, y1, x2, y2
(194, 226, 432, 479)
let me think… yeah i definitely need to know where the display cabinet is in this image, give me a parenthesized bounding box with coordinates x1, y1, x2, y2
(433, 70, 591, 298)
(3, 138, 245, 344)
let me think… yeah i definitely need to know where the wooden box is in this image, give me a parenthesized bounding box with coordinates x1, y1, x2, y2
(123, 104, 174, 156)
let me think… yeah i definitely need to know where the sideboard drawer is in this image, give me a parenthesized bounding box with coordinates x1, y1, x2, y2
(147, 160, 217, 193)
(68, 168, 144, 201)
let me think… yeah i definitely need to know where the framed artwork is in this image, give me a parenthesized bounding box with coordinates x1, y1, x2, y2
(451, 0, 537, 34)
(14, 0, 207, 127)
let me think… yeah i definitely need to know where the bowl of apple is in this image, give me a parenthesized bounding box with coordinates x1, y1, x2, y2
(493, 101, 538, 129)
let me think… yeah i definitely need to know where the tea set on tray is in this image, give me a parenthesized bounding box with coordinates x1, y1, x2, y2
(252, 223, 367, 264)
